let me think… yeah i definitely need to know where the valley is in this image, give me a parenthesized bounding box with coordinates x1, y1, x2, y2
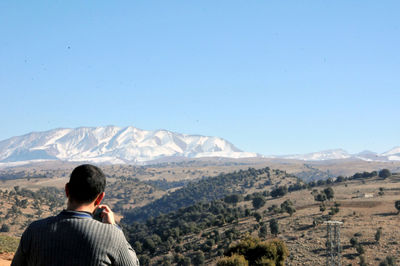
(0, 160, 399, 265)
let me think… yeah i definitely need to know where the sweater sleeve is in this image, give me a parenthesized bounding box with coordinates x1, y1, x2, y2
(114, 231, 140, 266)
(11, 229, 29, 266)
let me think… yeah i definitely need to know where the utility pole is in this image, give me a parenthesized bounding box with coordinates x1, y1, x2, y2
(324, 221, 343, 266)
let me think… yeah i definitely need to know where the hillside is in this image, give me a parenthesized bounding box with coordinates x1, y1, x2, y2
(0, 165, 399, 265)
(0, 177, 166, 236)
(122, 167, 299, 222)
(122, 172, 400, 265)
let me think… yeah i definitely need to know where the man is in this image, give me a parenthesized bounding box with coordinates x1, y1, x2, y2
(12, 164, 139, 266)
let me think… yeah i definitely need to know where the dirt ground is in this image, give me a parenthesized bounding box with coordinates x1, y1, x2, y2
(0, 253, 12, 266)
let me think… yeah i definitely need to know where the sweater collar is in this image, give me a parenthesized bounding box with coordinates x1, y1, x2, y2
(59, 210, 93, 219)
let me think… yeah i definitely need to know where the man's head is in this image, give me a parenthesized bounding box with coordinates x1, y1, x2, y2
(66, 164, 106, 204)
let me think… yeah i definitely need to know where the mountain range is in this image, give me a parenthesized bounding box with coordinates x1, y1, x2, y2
(0, 126, 257, 165)
(0, 126, 399, 165)
(276, 148, 400, 161)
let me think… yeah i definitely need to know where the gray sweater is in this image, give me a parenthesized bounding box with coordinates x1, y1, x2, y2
(11, 210, 139, 266)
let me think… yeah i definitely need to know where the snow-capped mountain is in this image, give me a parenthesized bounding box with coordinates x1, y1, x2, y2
(0, 126, 258, 164)
(0, 126, 398, 165)
(278, 148, 400, 162)
(381, 146, 400, 161)
(280, 149, 351, 161)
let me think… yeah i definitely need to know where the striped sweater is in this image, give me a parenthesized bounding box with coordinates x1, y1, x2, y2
(11, 210, 139, 266)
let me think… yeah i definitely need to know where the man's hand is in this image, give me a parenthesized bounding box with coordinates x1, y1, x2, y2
(97, 205, 116, 225)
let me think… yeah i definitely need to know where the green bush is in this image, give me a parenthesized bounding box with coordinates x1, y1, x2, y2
(350, 237, 358, 247)
(356, 244, 365, 255)
(395, 200, 400, 214)
(270, 219, 279, 236)
(217, 254, 248, 266)
(379, 256, 396, 266)
(375, 228, 382, 243)
(0, 224, 10, 232)
(225, 236, 289, 266)
(0, 235, 19, 253)
(252, 196, 266, 209)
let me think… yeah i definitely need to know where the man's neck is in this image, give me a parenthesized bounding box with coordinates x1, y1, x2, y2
(67, 201, 95, 213)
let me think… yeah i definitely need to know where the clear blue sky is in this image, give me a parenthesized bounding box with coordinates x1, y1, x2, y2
(1, 1, 399, 155)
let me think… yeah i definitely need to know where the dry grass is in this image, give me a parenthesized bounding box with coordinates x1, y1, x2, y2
(1, 161, 400, 265)
(253, 175, 400, 265)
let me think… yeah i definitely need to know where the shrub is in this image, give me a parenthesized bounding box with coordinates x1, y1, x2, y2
(280, 200, 296, 216)
(0, 224, 10, 232)
(356, 244, 365, 255)
(191, 251, 205, 266)
(270, 219, 279, 236)
(225, 236, 289, 266)
(329, 206, 339, 215)
(138, 255, 150, 266)
(253, 212, 262, 222)
(395, 200, 400, 214)
(224, 194, 243, 205)
(270, 186, 288, 198)
(359, 255, 367, 266)
(350, 237, 359, 247)
(314, 193, 327, 202)
(252, 196, 266, 209)
(323, 187, 335, 200)
(0, 235, 19, 253)
(379, 256, 396, 266)
(375, 228, 382, 243)
(217, 254, 248, 266)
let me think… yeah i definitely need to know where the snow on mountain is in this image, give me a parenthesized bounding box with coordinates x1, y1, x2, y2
(0, 126, 258, 164)
(280, 149, 352, 161)
(279, 148, 400, 162)
(381, 146, 400, 161)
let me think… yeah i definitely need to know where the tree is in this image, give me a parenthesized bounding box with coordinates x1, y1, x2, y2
(314, 193, 327, 203)
(259, 224, 268, 238)
(335, 176, 344, 183)
(224, 194, 242, 206)
(379, 169, 391, 179)
(395, 200, 400, 214)
(323, 187, 335, 201)
(270, 186, 288, 198)
(138, 255, 150, 266)
(143, 238, 156, 253)
(191, 251, 205, 266)
(270, 219, 279, 236)
(133, 241, 142, 254)
(178, 257, 191, 266)
(253, 212, 262, 222)
(280, 200, 296, 216)
(252, 196, 266, 209)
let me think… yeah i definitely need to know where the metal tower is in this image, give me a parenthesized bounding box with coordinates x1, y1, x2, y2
(324, 221, 343, 266)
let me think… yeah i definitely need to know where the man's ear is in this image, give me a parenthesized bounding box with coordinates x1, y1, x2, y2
(94, 192, 105, 206)
(65, 183, 69, 198)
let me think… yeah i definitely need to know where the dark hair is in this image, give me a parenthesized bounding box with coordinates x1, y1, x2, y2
(67, 164, 106, 203)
